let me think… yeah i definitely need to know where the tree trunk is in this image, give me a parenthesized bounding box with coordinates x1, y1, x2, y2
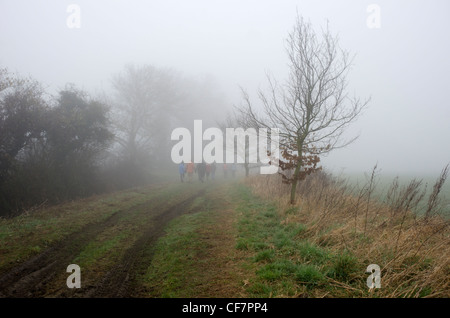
(289, 145, 303, 204)
(289, 162, 301, 204)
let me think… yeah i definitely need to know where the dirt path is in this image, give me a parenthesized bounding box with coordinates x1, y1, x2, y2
(83, 191, 204, 298)
(0, 187, 205, 298)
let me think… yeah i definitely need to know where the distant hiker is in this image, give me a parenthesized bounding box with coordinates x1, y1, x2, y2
(211, 162, 216, 180)
(231, 163, 237, 178)
(223, 163, 228, 178)
(186, 162, 195, 183)
(197, 161, 206, 183)
(205, 163, 211, 181)
(179, 161, 185, 183)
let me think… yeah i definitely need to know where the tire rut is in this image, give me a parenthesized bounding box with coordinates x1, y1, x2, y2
(83, 190, 205, 298)
(0, 210, 126, 297)
(0, 188, 205, 298)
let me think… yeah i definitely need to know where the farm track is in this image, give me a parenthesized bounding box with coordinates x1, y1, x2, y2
(0, 187, 206, 298)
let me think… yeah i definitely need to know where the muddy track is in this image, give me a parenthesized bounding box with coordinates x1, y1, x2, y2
(0, 188, 205, 298)
(84, 190, 204, 298)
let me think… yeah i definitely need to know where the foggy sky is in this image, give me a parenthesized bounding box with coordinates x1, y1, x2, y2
(1, 0, 449, 177)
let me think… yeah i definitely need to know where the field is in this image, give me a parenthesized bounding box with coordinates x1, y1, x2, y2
(342, 170, 450, 218)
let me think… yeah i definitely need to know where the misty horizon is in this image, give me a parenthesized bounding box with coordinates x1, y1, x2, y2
(1, 0, 449, 177)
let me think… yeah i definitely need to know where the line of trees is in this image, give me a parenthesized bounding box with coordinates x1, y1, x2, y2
(0, 65, 226, 217)
(0, 73, 113, 216)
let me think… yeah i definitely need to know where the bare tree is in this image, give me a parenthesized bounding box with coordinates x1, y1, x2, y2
(110, 64, 185, 167)
(110, 64, 228, 172)
(217, 111, 260, 177)
(240, 16, 370, 204)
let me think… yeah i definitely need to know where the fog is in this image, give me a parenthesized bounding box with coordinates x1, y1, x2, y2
(1, 0, 449, 177)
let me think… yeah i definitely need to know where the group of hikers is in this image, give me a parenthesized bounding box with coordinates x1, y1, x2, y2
(178, 161, 237, 183)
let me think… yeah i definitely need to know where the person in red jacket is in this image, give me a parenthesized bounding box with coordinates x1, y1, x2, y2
(186, 162, 195, 183)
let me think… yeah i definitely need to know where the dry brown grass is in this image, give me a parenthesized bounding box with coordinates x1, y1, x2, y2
(244, 169, 450, 298)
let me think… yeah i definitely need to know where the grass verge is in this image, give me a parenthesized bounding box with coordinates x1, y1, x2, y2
(232, 183, 366, 298)
(244, 173, 450, 298)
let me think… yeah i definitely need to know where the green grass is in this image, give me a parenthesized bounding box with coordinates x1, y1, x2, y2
(254, 249, 276, 263)
(257, 260, 298, 281)
(141, 209, 213, 297)
(297, 242, 330, 264)
(231, 183, 364, 297)
(73, 230, 131, 267)
(327, 252, 360, 283)
(295, 264, 326, 287)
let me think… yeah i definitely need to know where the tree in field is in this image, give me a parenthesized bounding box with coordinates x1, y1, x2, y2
(240, 16, 369, 204)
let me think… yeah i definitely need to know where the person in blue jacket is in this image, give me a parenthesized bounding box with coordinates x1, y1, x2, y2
(179, 161, 185, 183)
